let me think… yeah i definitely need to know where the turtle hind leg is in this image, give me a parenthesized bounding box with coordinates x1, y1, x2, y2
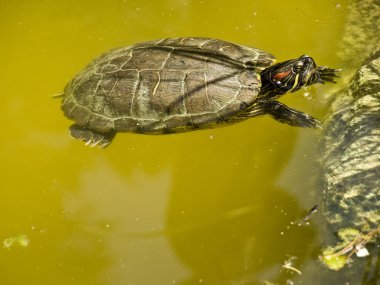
(260, 101, 321, 128)
(69, 124, 116, 148)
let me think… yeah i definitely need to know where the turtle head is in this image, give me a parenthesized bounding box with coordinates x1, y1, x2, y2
(261, 55, 339, 95)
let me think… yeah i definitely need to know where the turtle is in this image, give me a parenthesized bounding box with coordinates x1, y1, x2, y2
(60, 37, 339, 147)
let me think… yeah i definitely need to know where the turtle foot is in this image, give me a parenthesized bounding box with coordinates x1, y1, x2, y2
(265, 101, 322, 128)
(69, 124, 115, 148)
(316, 66, 341, 84)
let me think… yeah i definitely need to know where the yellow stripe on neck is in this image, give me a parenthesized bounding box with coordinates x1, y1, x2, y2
(289, 74, 299, 92)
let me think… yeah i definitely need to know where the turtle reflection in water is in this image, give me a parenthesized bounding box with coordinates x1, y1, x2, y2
(60, 37, 339, 147)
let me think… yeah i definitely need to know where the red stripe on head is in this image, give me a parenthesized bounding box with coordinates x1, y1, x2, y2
(273, 69, 291, 81)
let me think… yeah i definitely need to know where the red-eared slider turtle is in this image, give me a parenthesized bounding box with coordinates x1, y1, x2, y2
(61, 37, 339, 147)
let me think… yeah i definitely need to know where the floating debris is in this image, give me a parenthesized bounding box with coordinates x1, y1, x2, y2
(3, 234, 30, 249)
(282, 256, 302, 275)
(302, 204, 318, 223)
(292, 204, 318, 226)
(320, 227, 380, 270)
(320, 251, 347, 271)
(355, 244, 369, 257)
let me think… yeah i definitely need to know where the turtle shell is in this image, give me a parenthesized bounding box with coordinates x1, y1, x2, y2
(62, 37, 276, 134)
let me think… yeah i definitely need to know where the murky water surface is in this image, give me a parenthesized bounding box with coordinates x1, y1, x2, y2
(0, 1, 355, 284)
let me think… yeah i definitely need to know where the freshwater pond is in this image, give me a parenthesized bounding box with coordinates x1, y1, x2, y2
(1, 1, 361, 284)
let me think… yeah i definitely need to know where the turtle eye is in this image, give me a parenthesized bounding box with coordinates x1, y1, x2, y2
(294, 61, 304, 71)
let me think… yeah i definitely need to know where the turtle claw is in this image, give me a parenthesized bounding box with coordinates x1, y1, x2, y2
(317, 66, 341, 83)
(69, 124, 115, 148)
(85, 138, 111, 148)
(99, 141, 111, 149)
(307, 117, 322, 129)
(89, 140, 101, 148)
(315, 121, 323, 130)
(85, 139, 93, 146)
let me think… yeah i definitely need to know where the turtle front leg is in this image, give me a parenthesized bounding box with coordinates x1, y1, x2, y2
(263, 101, 321, 128)
(69, 124, 116, 148)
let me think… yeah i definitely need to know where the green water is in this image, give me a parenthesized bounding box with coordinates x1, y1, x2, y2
(1, 1, 351, 284)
